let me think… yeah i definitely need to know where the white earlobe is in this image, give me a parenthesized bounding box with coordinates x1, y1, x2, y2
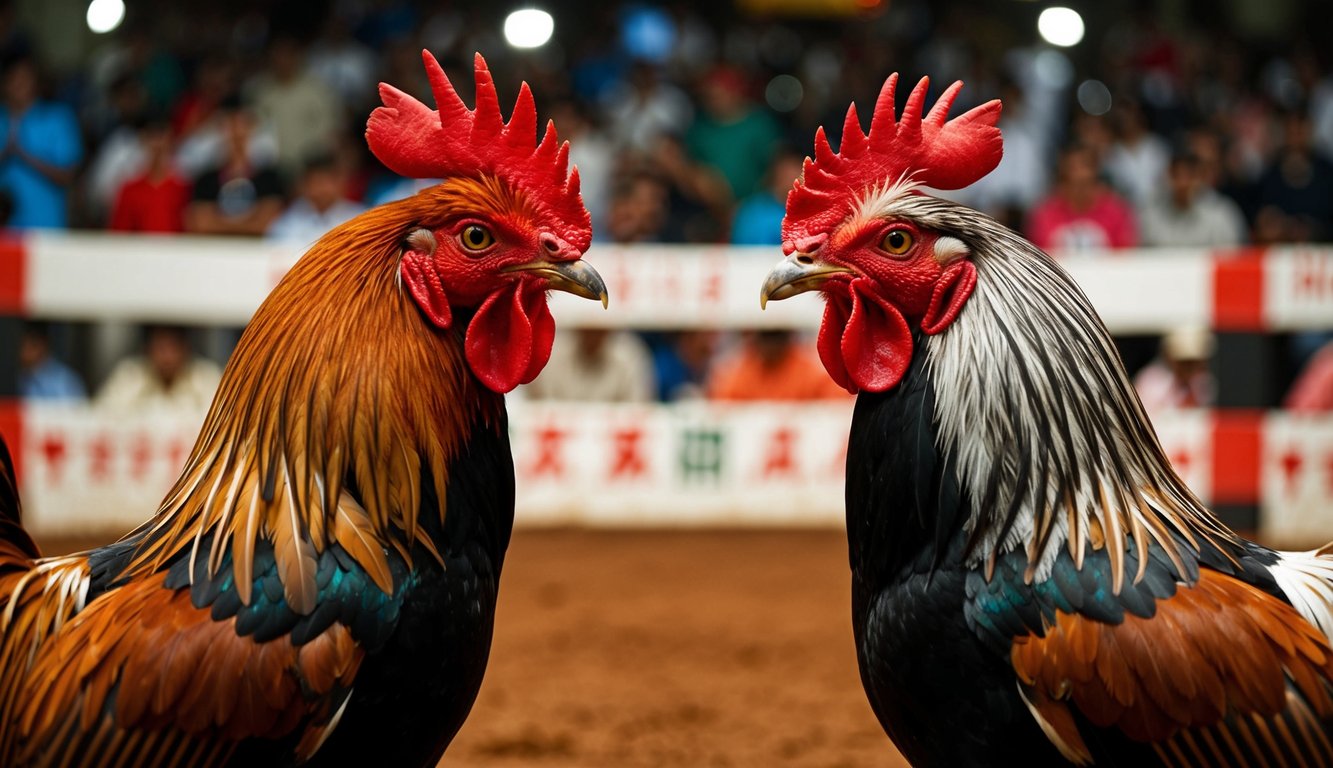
(933, 236, 969, 264)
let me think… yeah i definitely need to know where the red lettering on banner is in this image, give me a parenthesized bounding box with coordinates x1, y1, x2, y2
(39, 433, 67, 482)
(762, 428, 797, 478)
(1293, 251, 1332, 301)
(88, 434, 114, 481)
(609, 426, 647, 479)
(1280, 447, 1304, 493)
(612, 261, 632, 305)
(702, 271, 723, 305)
(529, 425, 567, 478)
(827, 440, 848, 479)
(129, 433, 153, 481)
(167, 440, 190, 473)
(1169, 447, 1191, 474)
(661, 271, 681, 304)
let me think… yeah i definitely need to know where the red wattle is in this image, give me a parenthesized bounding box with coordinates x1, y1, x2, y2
(465, 282, 556, 393)
(843, 279, 913, 393)
(817, 279, 914, 394)
(817, 294, 856, 394)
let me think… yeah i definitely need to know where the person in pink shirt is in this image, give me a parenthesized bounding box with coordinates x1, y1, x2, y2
(1027, 144, 1138, 252)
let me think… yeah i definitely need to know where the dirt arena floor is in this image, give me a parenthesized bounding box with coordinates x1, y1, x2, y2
(38, 529, 907, 767)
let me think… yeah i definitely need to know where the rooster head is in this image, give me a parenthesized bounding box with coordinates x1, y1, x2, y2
(760, 74, 1002, 394)
(366, 51, 604, 393)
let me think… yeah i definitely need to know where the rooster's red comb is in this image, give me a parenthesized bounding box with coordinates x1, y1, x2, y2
(783, 74, 1002, 244)
(366, 51, 590, 250)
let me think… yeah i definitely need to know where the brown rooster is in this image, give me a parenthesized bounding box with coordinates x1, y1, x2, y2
(762, 74, 1333, 766)
(0, 51, 606, 767)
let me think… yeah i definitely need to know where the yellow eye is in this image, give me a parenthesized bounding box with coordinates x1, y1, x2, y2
(882, 229, 914, 255)
(459, 224, 495, 251)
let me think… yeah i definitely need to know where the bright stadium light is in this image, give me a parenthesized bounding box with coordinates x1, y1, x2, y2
(1037, 7, 1084, 47)
(504, 9, 554, 49)
(86, 0, 126, 34)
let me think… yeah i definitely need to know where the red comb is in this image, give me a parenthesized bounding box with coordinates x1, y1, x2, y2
(367, 51, 591, 250)
(783, 74, 1002, 244)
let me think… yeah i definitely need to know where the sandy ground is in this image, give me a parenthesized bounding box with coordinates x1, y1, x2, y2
(37, 529, 908, 767)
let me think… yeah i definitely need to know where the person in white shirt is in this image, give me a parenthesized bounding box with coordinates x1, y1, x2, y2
(95, 325, 222, 415)
(266, 154, 364, 245)
(1139, 150, 1247, 248)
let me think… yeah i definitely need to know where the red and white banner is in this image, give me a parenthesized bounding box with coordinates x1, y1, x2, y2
(2, 233, 1330, 332)
(5, 402, 1333, 542)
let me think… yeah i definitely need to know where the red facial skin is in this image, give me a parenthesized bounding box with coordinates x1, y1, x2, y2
(800, 217, 976, 394)
(397, 179, 588, 393)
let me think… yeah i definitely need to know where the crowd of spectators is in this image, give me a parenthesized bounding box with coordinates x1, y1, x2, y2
(2, 0, 1331, 408)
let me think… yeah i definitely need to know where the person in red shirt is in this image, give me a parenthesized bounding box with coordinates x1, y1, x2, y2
(109, 117, 191, 233)
(1027, 143, 1138, 252)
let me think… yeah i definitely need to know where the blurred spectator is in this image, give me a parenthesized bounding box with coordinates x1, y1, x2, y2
(731, 147, 802, 245)
(1133, 326, 1215, 411)
(184, 98, 285, 237)
(685, 65, 780, 201)
(958, 78, 1051, 220)
(266, 154, 364, 244)
(108, 117, 191, 233)
(603, 60, 692, 154)
(246, 37, 344, 179)
(649, 133, 732, 242)
(1027, 144, 1138, 252)
(651, 330, 716, 401)
(307, 16, 377, 115)
(1254, 106, 1333, 242)
(18, 322, 85, 400)
(1285, 339, 1333, 413)
(1138, 150, 1247, 247)
(605, 171, 669, 243)
(525, 329, 655, 402)
(171, 56, 242, 173)
(1103, 100, 1170, 207)
(0, 54, 81, 229)
(82, 75, 149, 220)
(548, 100, 615, 233)
(707, 330, 847, 401)
(96, 325, 222, 414)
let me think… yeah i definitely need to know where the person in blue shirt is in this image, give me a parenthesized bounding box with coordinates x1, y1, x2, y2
(0, 55, 83, 229)
(731, 147, 804, 245)
(18, 322, 86, 401)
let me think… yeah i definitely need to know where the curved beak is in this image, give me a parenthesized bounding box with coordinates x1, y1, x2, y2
(760, 255, 854, 309)
(506, 259, 609, 308)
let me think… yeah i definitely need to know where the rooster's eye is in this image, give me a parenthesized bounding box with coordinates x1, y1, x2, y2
(459, 225, 495, 252)
(882, 229, 914, 256)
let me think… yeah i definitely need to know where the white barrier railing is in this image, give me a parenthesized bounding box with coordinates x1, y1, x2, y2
(10, 402, 1333, 543)
(4, 233, 1332, 332)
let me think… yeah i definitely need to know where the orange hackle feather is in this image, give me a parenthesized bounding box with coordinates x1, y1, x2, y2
(113, 180, 511, 614)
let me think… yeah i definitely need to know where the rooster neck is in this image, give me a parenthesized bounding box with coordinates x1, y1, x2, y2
(846, 344, 969, 589)
(114, 207, 506, 606)
(859, 195, 1243, 590)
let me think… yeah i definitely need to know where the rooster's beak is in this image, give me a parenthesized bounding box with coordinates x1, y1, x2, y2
(506, 260, 609, 308)
(760, 255, 854, 309)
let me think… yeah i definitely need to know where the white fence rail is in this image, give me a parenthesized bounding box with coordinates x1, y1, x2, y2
(3, 234, 1332, 332)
